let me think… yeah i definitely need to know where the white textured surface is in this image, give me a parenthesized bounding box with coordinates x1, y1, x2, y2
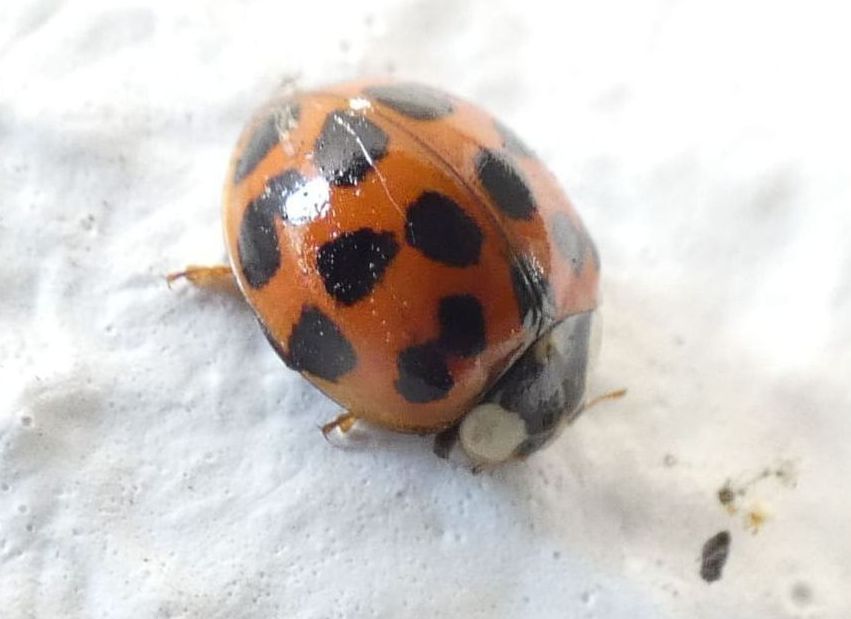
(1, 1, 849, 617)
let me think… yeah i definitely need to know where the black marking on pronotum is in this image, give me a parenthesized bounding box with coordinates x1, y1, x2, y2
(497, 312, 593, 451)
(316, 228, 400, 305)
(365, 83, 454, 120)
(700, 530, 731, 583)
(395, 342, 454, 403)
(287, 306, 357, 382)
(313, 110, 388, 186)
(437, 295, 486, 358)
(405, 191, 483, 267)
(233, 101, 301, 183)
(475, 148, 536, 220)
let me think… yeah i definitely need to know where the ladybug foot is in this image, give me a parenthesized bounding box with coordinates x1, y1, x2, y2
(166, 264, 237, 292)
(321, 412, 358, 438)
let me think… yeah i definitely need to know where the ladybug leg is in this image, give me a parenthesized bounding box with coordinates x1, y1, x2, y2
(321, 411, 358, 437)
(582, 388, 627, 412)
(166, 265, 237, 291)
(432, 424, 460, 459)
(458, 311, 598, 466)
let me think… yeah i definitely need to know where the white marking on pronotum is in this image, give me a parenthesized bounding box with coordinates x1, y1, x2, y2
(459, 403, 528, 465)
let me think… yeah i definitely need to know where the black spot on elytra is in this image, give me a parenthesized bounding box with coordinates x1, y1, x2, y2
(475, 149, 536, 220)
(233, 101, 300, 183)
(395, 343, 453, 403)
(314, 110, 388, 186)
(237, 168, 306, 289)
(316, 228, 399, 305)
(261, 168, 307, 219)
(238, 196, 281, 289)
(437, 295, 486, 358)
(700, 530, 731, 583)
(494, 119, 535, 158)
(287, 306, 356, 382)
(552, 212, 592, 274)
(509, 257, 550, 331)
(405, 191, 482, 267)
(365, 83, 454, 120)
(510, 260, 536, 328)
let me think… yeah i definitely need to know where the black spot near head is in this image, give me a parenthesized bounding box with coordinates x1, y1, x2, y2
(510, 260, 536, 328)
(509, 257, 550, 331)
(238, 196, 281, 289)
(233, 101, 300, 183)
(405, 191, 482, 267)
(316, 228, 399, 305)
(395, 343, 453, 403)
(494, 119, 535, 158)
(287, 306, 357, 382)
(437, 295, 486, 358)
(314, 110, 388, 186)
(365, 83, 454, 120)
(475, 149, 536, 220)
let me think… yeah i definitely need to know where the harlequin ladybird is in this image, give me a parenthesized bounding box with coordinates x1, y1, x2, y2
(187, 80, 602, 465)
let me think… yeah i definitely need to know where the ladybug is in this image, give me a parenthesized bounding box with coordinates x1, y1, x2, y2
(175, 80, 601, 465)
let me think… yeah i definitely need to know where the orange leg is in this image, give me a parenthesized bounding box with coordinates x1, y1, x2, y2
(582, 388, 627, 412)
(321, 412, 358, 437)
(166, 264, 237, 292)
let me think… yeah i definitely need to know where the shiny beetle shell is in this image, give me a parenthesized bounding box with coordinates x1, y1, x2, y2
(222, 80, 600, 434)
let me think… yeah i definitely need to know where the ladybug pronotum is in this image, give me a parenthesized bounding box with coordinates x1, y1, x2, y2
(177, 80, 601, 465)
